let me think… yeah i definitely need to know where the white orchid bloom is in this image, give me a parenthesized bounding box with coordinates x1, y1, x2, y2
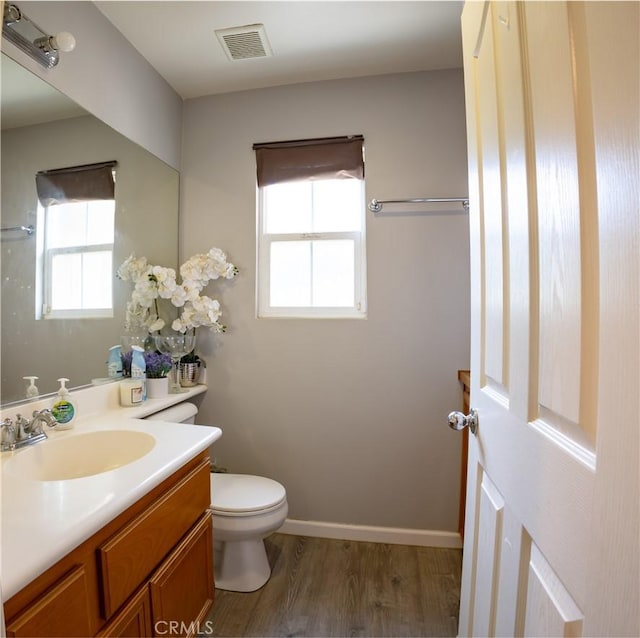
(180, 279, 202, 301)
(170, 285, 188, 308)
(148, 317, 165, 332)
(117, 254, 149, 281)
(119, 246, 237, 335)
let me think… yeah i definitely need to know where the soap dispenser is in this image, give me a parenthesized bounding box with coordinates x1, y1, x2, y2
(23, 376, 39, 398)
(51, 378, 76, 429)
(107, 345, 123, 378)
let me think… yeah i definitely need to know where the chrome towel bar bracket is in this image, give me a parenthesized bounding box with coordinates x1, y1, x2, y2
(1, 224, 35, 236)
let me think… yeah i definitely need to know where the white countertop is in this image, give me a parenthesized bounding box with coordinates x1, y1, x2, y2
(1, 384, 220, 599)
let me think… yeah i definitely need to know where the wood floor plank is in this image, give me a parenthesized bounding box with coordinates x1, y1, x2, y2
(203, 533, 462, 637)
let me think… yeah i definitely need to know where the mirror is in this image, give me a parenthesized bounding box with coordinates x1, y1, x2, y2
(1, 53, 180, 405)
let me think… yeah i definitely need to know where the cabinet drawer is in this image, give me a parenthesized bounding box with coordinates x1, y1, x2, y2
(99, 458, 210, 617)
(6, 566, 92, 638)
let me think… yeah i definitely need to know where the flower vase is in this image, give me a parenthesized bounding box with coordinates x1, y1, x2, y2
(146, 376, 169, 398)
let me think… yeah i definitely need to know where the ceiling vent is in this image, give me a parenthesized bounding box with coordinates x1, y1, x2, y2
(215, 24, 272, 61)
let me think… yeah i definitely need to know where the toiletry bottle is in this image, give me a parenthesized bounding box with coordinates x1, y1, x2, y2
(130, 345, 147, 401)
(107, 345, 123, 378)
(51, 378, 76, 429)
(23, 376, 39, 398)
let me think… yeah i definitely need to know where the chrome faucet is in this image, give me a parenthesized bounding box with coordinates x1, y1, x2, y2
(30, 408, 58, 433)
(0, 409, 58, 451)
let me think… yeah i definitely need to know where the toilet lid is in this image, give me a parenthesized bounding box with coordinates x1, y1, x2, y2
(210, 473, 286, 513)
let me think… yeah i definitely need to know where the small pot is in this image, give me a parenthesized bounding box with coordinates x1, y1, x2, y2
(179, 362, 200, 387)
(146, 376, 169, 398)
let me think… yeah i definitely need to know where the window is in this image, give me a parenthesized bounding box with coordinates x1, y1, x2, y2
(255, 137, 367, 318)
(40, 199, 115, 318)
(35, 162, 116, 319)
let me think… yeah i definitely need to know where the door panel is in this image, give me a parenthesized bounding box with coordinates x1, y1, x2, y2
(476, 7, 507, 390)
(459, 2, 639, 636)
(524, 545, 583, 638)
(471, 473, 504, 637)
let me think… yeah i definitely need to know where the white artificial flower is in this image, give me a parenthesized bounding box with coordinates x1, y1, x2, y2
(171, 317, 190, 332)
(117, 254, 149, 282)
(118, 246, 237, 335)
(180, 256, 206, 288)
(181, 279, 202, 301)
(148, 317, 165, 332)
(170, 285, 188, 308)
(208, 247, 227, 264)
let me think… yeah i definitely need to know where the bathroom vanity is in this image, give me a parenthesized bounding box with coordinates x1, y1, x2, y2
(1, 384, 218, 637)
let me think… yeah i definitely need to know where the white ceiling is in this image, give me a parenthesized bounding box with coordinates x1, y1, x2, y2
(94, 1, 464, 100)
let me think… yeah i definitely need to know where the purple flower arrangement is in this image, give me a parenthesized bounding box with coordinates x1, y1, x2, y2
(120, 350, 172, 378)
(145, 351, 172, 378)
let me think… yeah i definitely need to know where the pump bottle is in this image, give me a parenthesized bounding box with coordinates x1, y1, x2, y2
(51, 378, 76, 429)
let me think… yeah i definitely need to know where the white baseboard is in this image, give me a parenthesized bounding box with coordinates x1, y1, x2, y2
(279, 519, 462, 549)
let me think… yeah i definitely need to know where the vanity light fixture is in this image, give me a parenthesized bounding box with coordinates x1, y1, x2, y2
(2, 3, 75, 69)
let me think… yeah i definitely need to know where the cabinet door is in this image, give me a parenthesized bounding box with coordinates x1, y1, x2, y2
(99, 458, 211, 616)
(97, 586, 152, 638)
(149, 513, 214, 638)
(6, 566, 92, 638)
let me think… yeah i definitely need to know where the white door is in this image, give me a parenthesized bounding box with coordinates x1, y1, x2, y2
(457, 2, 639, 636)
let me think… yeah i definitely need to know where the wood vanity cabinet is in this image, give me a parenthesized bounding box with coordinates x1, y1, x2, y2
(4, 452, 214, 638)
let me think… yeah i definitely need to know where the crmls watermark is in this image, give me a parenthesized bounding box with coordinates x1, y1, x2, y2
(154, 620, 216, 635)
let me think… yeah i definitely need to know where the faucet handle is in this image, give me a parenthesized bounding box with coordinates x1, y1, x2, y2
(1, 417, 16, 451)
(15, 413, 30, 438)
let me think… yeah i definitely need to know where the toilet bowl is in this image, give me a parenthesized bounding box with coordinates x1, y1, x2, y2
(210, 473, 288, 591)
(145, 402, 288, 592)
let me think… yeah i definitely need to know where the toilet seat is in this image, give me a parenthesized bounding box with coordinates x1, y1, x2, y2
(211, 473, 286, 514)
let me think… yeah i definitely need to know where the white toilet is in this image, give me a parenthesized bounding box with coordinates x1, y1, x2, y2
(145, 402, 288, 592)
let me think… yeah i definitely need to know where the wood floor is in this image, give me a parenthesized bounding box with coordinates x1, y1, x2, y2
(203, 533, 462, 637)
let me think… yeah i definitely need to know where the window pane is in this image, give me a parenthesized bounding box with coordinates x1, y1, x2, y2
(47, 203, 87, 248)
(46, 200, 115, 248)
(86, 200, 115, 245)
(264, 182, 312, 233)
(312, 179, 362, 232)
(312, 240, 355, 307)
(270, 241, 311, 307)
(82, 251, 112, 308)
(50, 251, 112, 310)
(50, 253, 82, 309)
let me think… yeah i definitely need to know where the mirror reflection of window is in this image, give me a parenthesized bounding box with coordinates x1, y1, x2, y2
(40, 198, 115, 318)
(34, 161, 117, 320)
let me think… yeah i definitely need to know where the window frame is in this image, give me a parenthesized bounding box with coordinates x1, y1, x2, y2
(256, 178, 367, 319)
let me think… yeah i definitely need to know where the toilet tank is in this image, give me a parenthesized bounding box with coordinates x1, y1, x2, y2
(144, 402, 198, 424)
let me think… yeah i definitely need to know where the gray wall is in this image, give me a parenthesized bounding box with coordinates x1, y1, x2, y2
(181, 69, 470, 532)
(1, 1, 182, 169)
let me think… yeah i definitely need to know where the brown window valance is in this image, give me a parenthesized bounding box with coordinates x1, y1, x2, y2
(253, 136, 364, 187)
(35, 161, 117, 207)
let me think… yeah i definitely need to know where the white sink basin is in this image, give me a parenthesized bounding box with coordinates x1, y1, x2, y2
(3, 430, 156, 481)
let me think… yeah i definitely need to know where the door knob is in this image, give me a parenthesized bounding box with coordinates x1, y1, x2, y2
(448, 408, 478, 435)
